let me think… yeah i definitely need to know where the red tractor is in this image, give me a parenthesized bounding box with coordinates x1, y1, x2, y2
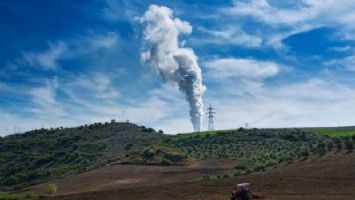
(230, 183, 264, 200)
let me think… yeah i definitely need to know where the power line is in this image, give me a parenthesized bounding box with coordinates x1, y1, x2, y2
(207, 104, 216, 131)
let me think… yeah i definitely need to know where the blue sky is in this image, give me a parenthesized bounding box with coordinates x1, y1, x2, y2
(1, 0, 355, 136)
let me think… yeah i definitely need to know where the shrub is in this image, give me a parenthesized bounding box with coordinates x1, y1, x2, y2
(162, 159, 172, 166)
(233, 170, 242, 176)
(202, 175, 210, 181)
(0, 194, 20, 200)
(48, 183, 57, 195)
(24, 192, 38, 200)
(327, 142, 334, 151)
(335, 140, 342, 151)
(352, 135, 355, 142)
(142, 149, 154, 159)
(345, 141, 354, 152)
(235, 164, 247, 170)
(222, 173, 230, 178)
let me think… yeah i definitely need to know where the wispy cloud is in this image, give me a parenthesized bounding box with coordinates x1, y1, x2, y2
(23, 42, 67, 70)
(206, 77, 355, 130)
(70, 73, 120, 100)
(219, 0, 355, 48)
(204, 58, 280, 80)
(325, 55, 355, 71)
(21, 32, 119, 71)
(102, 0, 143, 21)
(28, 77, 66, 116)
(194, 26, 262, 48)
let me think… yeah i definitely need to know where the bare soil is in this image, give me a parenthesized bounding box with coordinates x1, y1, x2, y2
(31, 153, 355, 200)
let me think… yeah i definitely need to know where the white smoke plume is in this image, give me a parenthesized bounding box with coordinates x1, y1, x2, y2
(139, 5, 205, 132)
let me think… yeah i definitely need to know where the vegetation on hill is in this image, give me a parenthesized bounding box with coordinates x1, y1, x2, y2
(116, 146, 194, 166)
(167, 128, 354, 178)
(302, 126, 355, 138)
(0, 122, 166, 190)
(1, 123, 354, 191)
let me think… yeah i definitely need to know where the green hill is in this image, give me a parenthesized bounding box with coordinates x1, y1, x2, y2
(0, 122, 167, 190)
(1, 124, 354, 191)
(167, 128, 354, 176)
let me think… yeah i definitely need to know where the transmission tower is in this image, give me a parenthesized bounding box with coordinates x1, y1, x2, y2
(207, 104, 216, 131)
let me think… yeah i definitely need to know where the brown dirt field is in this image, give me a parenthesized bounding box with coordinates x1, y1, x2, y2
(36, 153, 355, 200)
(25, 159, 237, 195)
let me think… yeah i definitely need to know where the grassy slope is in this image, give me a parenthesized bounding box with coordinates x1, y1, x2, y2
(302, 126, 355, 137)
(116, 146, 194, 166)
(0, 122, 166, 190)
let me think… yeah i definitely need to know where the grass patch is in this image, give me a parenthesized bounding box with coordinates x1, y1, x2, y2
(303, 127, 355, 138)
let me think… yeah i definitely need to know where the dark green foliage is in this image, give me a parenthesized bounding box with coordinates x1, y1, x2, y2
(352, 135, 355, 141)
(0, 194, 20, 200)
(170, 128, 342, 178)
(0, 122, 166, 190)
(118, 146, 193, 166)
(24, 192, 38, 199)
(345, 141, 354, 152)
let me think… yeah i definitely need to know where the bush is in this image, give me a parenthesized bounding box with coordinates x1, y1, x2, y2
(352, 135, 355, 142)
(202, 175, 210, 181)
(222, 173, 230, 178)
(48, 183, 57, 195)
(327, 142, 334, 151)
(0, 194, 20, 200)
(24, 192, 38, 200)
(162, 159, 172, 166)
(233, 170, 242, 176)
(345, 141, 354, 152)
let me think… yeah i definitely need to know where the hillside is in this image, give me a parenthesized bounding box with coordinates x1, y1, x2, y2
(167, 128, 355, 177)
(0, 122, 167, 190)
(116, 146, 195, 166)
(1, 123, 355, 195)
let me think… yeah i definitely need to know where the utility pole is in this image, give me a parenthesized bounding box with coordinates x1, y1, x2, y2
(207, 104, 216, 131)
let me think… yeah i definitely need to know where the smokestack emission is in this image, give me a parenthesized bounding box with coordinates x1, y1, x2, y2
(139, 5, 205, 131)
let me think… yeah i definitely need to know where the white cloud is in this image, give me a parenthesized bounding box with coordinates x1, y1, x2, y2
(72, 73, 120, 100)
(21, 32, 119, 70)
(330, 45, 353, 52)
(89, 32, 119, 49)
(225, 0, 355, 28)
(28, 77, 66, 116)
(325, 55, 355, 71)
(205, 78, 355, 130)
(23, 42, 67, 70)
(220, 0, 355, 48)
(101, 0, 140, 21)
(194, 26, 262, 48)
(204, 58, 280, 80)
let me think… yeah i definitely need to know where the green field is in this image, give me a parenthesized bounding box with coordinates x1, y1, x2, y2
(302, 127, 355, 138)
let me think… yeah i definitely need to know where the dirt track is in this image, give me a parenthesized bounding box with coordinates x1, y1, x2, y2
(39, 153, 355, 200)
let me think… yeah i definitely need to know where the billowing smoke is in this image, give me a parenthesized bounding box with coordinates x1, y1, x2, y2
(139, 5, 205, 131)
